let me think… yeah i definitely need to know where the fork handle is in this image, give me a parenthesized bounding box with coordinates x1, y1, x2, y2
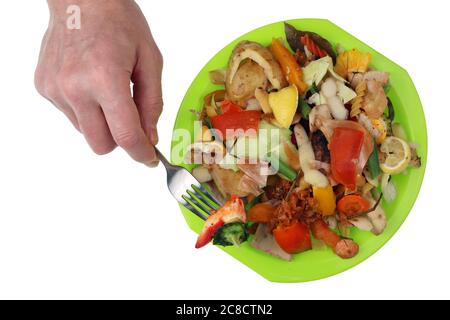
(155, 147, 170, 168)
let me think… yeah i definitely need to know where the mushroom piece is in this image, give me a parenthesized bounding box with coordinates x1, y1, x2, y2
(226, 41, 287, 104)
(294, 124, 329, 188)
(251, 224, 292, 261)
(349, 71, 390, 89)
(366, 198, 387, 235)
(309, 104, 332, 132)
(209, 68, 227, 85)
(192, 166, 213, 183)
(362, 80, 388, 119)
(186, 141, 225, 165)
(209, 165, 256, 198)
(348, 215, 373, 232)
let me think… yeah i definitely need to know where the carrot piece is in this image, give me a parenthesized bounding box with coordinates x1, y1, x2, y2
(310, 219, 341, 249)
(271, 38, 308, 95)
(248, 203, 275, 223)
(311, 219, 360, 259)
(337, 194, 370, 217)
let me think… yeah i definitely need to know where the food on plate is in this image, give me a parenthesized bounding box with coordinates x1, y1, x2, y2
(187, 23, 421, 260)
(379, 136, 412, 175)
(195, 195, 246, 248)
(226, 41, 286, 105)
(268, 85, 298, 128)
(271, 38, 308, 94)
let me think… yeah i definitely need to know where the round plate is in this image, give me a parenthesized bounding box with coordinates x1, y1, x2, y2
(171, 19, 427, 282)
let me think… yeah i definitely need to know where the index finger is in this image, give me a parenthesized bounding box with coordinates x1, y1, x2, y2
(97, 77, 158, 166)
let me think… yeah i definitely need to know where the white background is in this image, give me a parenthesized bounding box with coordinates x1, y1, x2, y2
(0, 0, 448, 300)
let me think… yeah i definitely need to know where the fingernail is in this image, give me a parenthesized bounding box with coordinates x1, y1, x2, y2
(150, 128, 159, 146)
(145, 160, 159, 168)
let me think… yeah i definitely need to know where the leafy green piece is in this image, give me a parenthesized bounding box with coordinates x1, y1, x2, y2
(299, 99, 312, 119)
(267, 153, 297, 181)
(213, 222, 249, 247)
(387, 98, 395, 121)
(368, 139, 381, 179)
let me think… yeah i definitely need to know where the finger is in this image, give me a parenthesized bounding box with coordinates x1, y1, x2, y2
(132, 46, 163, 146)
(97, 77, 158, 166)
(74, 103, 116, 155)
(133, 84, 162, 145)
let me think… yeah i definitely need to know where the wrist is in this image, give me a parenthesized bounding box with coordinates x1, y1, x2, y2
(47, 0, 135, 15)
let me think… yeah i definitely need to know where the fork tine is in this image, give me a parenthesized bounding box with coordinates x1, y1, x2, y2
(186, 189, 214, 214)
(192, 184, 222, 210)
(182, 195, 209, 220)
(182, 202, 207, 221)
(202, 185, 224, 206)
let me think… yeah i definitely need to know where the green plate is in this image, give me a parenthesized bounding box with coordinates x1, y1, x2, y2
(170, 19, 427, 282)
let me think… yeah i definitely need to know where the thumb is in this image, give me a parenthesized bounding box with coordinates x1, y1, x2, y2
(132, 46, 163, 146)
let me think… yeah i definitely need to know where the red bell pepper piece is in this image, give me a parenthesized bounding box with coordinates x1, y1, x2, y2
(329, 127, 365, 189)
(210, 110, 260, 140)
(195, 195, 246, 248)
(195, 218, 225, 249)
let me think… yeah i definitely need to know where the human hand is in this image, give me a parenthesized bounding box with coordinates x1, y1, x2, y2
(35, 0, 163, 166)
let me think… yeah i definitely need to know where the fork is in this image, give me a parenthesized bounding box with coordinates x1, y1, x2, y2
(155, 147, 223, 221)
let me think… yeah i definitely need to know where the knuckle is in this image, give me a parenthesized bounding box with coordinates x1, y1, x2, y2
(58, 70, 82, 102)
(89, 69, 110, 90)
(34, 67, 46, 95)
(114, 130, 141, 149)
(45, 81, 60, 101)
(144, 44, 163, 72)
(34, 67, 59, 100)
(149, 97, 164, 115)
(153, 48, 163, 67)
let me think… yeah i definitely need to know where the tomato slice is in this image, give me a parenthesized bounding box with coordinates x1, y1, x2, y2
(210, 110, 260, 140)
(273, 221, 312, 254)
(329, 127, 365, 189)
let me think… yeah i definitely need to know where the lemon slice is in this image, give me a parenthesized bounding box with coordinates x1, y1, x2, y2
(379, 136, 411, 174)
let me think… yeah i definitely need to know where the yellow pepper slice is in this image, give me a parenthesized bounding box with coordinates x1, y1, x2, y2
(313, 185, 336, 216)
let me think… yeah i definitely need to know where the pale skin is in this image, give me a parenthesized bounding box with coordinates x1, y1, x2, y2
(35, 0, 163, 166)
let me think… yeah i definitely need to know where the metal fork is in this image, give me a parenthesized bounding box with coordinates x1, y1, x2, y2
(155, 147, 223, 221)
